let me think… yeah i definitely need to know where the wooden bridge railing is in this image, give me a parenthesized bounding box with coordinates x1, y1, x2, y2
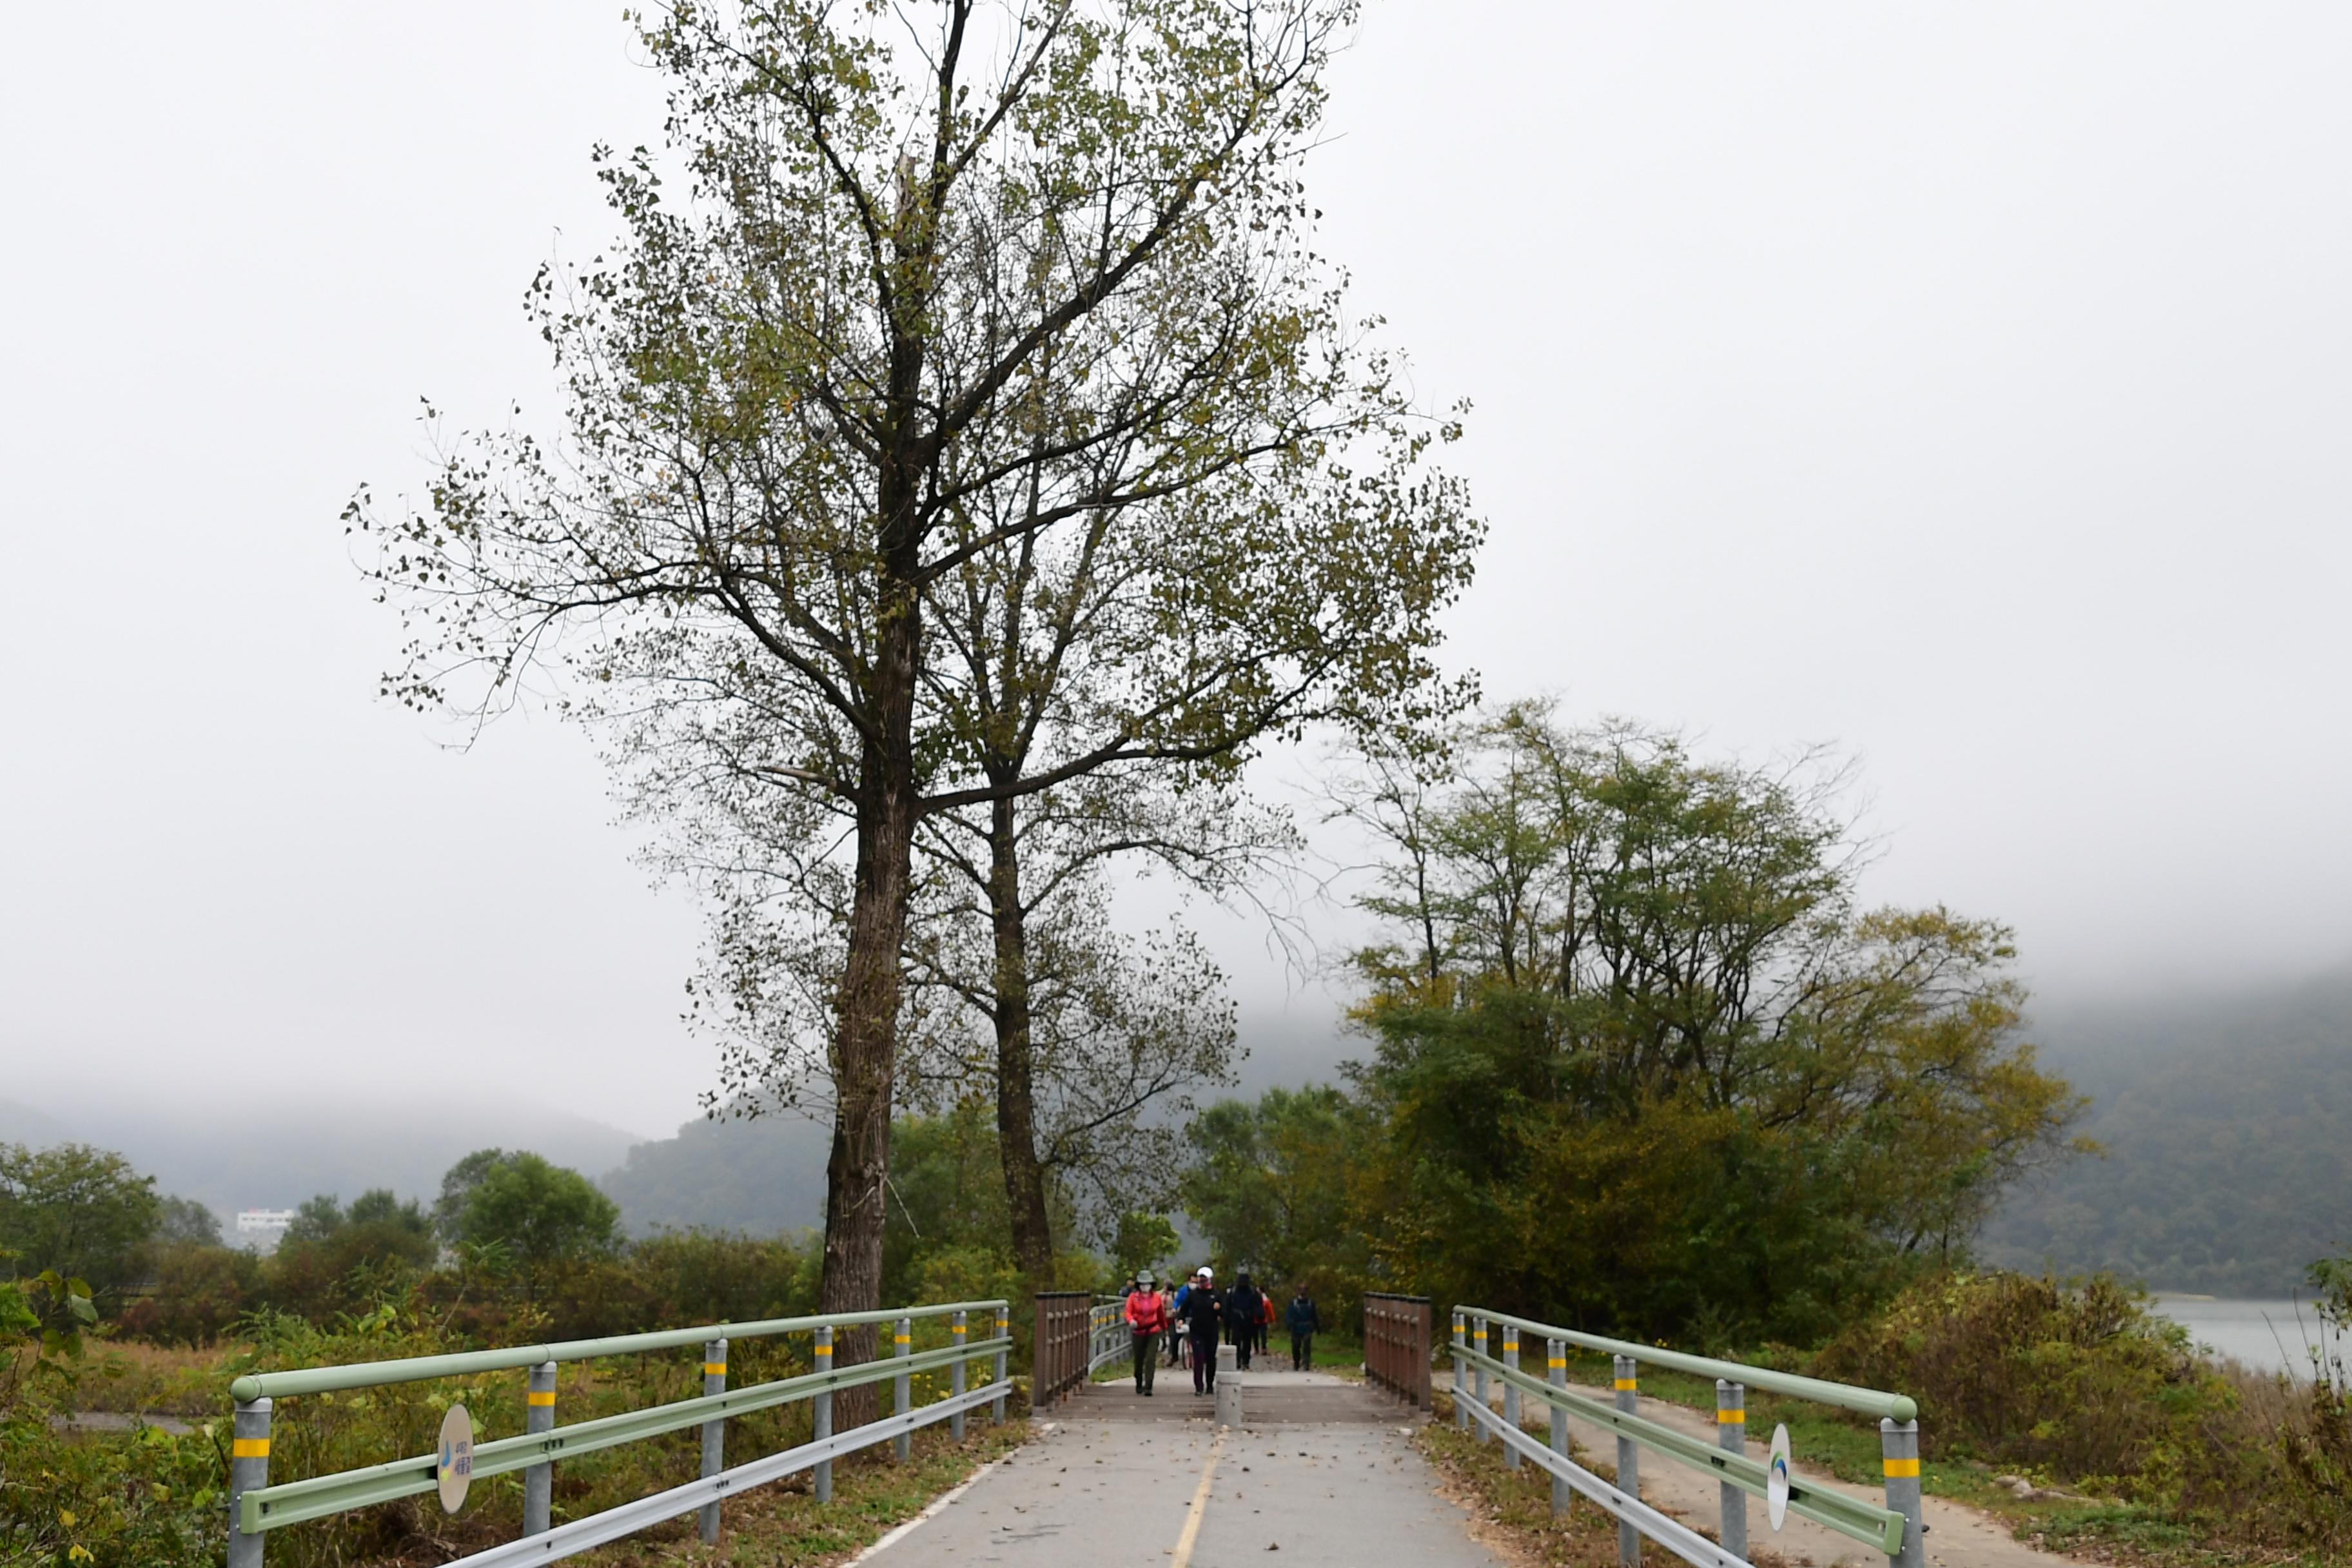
(1032, 1291, 1093, 1405)
(1362, 1291, 1431, 1407)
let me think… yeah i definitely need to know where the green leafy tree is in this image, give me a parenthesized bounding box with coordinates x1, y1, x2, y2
(117, 1242, 265, 1348)
(434, 1148, 509, 1242)
(154, 1195, 220, 1246)
(1180, 1086, 1373, 1315)
(280, 1193, 347, 1246)
(1111, 1211, 1181, 1282)
(1324, 708, 2088, 1342)
(268, 1188, 439, 1320)
(347, 1188, 431, 1234)
(446, 1153, 622, 1271)
(0, 1143, 160, 1305)
(357, 0, 1478, 1396)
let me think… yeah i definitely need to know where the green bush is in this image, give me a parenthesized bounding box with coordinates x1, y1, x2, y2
(3, 1271, 221, 1568)
(1815, 1271, 2245, 1502)
(113, 1244, 264, 1348)
(1, 1407, 224, 1568)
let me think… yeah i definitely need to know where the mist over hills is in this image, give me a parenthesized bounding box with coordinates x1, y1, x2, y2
(1981, 964, 2352, 1295)
(11, 964, 2345, 1294)
(0, 1094, 642, 1222)
(598, 1110, 830, 1237)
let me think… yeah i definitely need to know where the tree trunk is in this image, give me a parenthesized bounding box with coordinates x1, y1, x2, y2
(819, 431, 926, 1425)
(821, 163, 939, 1425)
(820, 675, 916, 1425)
(988, 794, 1057, 1290)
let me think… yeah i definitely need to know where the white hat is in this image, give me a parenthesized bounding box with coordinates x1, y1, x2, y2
(1197, 1266, 1213, 1280)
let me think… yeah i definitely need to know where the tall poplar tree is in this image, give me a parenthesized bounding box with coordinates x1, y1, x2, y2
(358, 0, 1479, 1389)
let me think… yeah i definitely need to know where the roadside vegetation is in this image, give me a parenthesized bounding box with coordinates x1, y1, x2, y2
(1177, 710, 2352, 1563)
(1, 1110, 1099, 1568)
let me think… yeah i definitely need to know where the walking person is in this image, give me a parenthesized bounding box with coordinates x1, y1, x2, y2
(1286, 1284, 1320, 1371)
(1182, 1267, 1224, 1396)
(1225, 1273, 1263, 1371)
(1125, 1270, 1167, 1395)
(1162, 1279, 1183, 1367)
(1258, 1286, 1276, 1361)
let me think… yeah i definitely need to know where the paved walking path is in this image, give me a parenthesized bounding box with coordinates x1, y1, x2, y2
(859, 1369, 1504, 1568)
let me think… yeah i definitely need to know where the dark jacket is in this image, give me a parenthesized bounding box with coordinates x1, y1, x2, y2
(1286, 1295, 1320, 1334)
(1224, 1283, 1264, 1337)
(1182, 1286, 1224, 1340)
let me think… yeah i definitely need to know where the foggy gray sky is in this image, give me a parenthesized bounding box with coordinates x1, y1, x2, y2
(5, 4, 2349, 1143)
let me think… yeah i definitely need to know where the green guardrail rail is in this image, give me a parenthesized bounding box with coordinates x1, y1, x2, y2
(1450, 1305, 1925, 1568)
(224, 1297, 1012, 1568)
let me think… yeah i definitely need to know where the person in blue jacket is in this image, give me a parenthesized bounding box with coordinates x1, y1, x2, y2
(1286, 1286, 1321, 1371)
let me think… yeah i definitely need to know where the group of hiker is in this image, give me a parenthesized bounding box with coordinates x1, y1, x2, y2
(1118, 1267, 1322, 1396)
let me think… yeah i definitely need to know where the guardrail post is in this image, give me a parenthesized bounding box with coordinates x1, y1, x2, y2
(892, 1315, 913, 1460)
(1614, 1355, 1640, 1567)
(1473, 1316, 1491, 1444)
(1547, 1337, 1569, 1516)
(992, 1306, 1010, 1422)
(1502, 1327, 1522, 1469)
(813, 1326, 834, 1504)
(1452, 1312, 1467, 1432)
(951, 1310, 968, 1441)
(1716, 1380, 1745, 1562)
(524, 1360, 557, 1538)
(698, 1338, 727, 1544)
(1881, 1417, 1926, 1568)
(228, 1395, 271, 1568)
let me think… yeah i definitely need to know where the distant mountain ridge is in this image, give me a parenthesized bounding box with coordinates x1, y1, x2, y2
(597, 1108, 830, 1238)
(1981, 964, 2352, 1296)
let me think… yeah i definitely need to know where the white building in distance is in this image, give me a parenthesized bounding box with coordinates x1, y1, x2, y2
(235, 1208, 295, 1251)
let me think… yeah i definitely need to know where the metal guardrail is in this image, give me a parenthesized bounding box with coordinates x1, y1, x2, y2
(224, 1298, 1011, 1567)
(1085, 1297, 1128, 1376)
(1363, 1292, 1431, 1407)
(1449, 1308, 1925, 1568)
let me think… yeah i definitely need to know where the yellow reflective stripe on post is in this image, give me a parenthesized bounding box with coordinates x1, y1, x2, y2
(527, 1391, 558, 1407)
(701, 1363, 726, 1377)
(1716, 1409, 1744, 1424)
(1547, 1357, 1565, 1369)
(1883, 1458, 1921, 1478)
(233, 1438, 270, 1458)
(1502, 1338, 1518, 1352)
(894, 1334, 911, 1344)
(814, 1346, 832, 1358)
(1614, 1378, 1638, 1391)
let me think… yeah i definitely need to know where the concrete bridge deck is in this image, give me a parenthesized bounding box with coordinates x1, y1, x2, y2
(854, 1369, 1504, 1567)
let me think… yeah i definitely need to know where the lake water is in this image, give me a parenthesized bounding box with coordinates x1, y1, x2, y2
(2150, 1297, 2342, 1378)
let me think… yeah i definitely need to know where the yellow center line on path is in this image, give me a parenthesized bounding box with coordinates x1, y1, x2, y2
(1170, 1429, 1228, 1568)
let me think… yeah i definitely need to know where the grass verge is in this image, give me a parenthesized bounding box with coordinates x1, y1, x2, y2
(1416, 1389, 1653, 1568)
(567, 1415, 1029, 1567)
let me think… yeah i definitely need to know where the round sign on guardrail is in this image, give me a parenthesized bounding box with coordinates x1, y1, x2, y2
(1767, 1423, 1792, 1531)
(437, 1404, 475, 1513)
